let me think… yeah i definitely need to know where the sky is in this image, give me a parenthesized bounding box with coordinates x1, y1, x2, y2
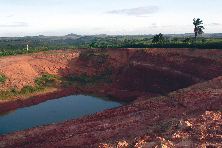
(0, 0, 222, 37)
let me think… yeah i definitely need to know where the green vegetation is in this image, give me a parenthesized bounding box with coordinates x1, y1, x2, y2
(80, 51, 110, 67)
(80, 52, 109, 59)
(68, 70, 112, 84)
(152, 33, 165, 43)
(0, 72, 7, 84)
(0, 72, 58, 100)
(0, 67, 114, 100)
(193, 18, 205, 47)
(35, 72, 55, 86)
(150, 120, 179, 134)
(136, 49, 149, 52)
(193, 18, 205, 40)
(0, 33, 221, 58)
(20, 85, 41, 94)
(63, 69, 113, 88)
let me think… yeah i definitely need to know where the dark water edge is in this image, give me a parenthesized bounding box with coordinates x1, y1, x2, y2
(0, 94, 127, 135)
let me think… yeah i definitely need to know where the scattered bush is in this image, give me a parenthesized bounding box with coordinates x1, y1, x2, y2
(0, 72, 7, 84)
(11, 89, 19, 95)
(0, 72, 60, 100)
(136, 49, 149, 52)
(66, 69, 113, 88)
(80, 52, 109, 59)
(35, 72, 55, 85)
(20, 85, 37, 94)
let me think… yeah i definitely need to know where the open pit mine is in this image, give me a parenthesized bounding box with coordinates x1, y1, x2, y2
(0, 48, 222, 147)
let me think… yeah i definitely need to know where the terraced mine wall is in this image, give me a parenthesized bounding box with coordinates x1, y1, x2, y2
(56, 48, 222, 96)
(116, 49, 222, 95)
(0, 48, 222, 112)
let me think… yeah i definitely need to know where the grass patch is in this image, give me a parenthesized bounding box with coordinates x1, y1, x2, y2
(35, 72, 55, 85)
(64, 69, 113, 88)
(136, 49, 149, 52)
(0, 72, 60, 100)
(0, 86, 58, 101)
(16, 87, 58, 100)
(80, 52, 110, 67)
(80, 52, 109, 59)
(0, 72, 7, 84)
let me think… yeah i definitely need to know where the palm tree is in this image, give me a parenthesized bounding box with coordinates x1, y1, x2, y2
(193, 18, 205, 47)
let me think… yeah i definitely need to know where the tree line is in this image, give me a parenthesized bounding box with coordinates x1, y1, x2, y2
(0, 18, 221, 57)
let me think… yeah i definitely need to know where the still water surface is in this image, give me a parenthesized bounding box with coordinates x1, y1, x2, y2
(0, 94, 126, 135)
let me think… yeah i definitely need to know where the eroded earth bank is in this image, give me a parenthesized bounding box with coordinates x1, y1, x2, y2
(0, 48, 222, 147)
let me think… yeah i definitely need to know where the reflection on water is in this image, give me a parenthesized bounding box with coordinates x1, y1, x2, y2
(0, 110, 16, 118)
(0, 94, 127, 135)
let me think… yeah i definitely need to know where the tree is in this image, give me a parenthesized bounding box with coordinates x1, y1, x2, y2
(173, 37, 179, 43)
(89, 42, 98, 48)
(202, 38, 206, 43)
(183, 38, 191, 43)
(152, 35, 159, 43)
(152, 33, 165, 43)
(158, 33, 165, 43)
(193, 18, 205, 44)
(102, 42, 108, 48)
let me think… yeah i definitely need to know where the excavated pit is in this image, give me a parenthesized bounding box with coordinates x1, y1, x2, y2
(0, 48, 222, 111)
(0, 48, 222, 147)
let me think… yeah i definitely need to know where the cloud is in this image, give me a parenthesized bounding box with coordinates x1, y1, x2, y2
(106, 6, 158, 16)
(150, 23, 172, 29)
(94, 28, 105, 30)
(205, 22, 222, 26)
(0, 22, 29, 27)
(6, 15, 14, 17)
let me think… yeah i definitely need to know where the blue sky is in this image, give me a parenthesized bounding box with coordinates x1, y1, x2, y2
(0, 0, 221, 37)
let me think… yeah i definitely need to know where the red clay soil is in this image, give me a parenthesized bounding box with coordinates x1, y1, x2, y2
(0, 48, 222, 147)
(106, 90, 161, 102)
(0, 76, 221, 147)
(0, 49, 80, 91)
(116, 49, 222, 94)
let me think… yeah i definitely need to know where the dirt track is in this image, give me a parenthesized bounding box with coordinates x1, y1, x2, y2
(0, 48, 222, 147)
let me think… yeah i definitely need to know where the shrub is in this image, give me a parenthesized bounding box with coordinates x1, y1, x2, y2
(35, 73, 55, 85)
(0, 72, 7, 84)
(11, 89, 19, 95)
(20, 85, 37, 94)
(67, 69, 113, 85)
(35, 85, 46, 91)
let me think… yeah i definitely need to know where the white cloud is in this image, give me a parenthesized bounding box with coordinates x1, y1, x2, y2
(150, 23, 173, 29)
(0, 22, 29, 27)
(94, 28, 105, 30)
(106, 6, 159, 17)
(205, 22, 222, 26)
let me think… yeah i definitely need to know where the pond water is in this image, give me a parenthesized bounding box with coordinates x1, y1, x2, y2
(0, 94, 126, 135)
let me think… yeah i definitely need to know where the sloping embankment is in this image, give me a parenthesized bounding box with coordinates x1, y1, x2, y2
(0, 76, 221, 147)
